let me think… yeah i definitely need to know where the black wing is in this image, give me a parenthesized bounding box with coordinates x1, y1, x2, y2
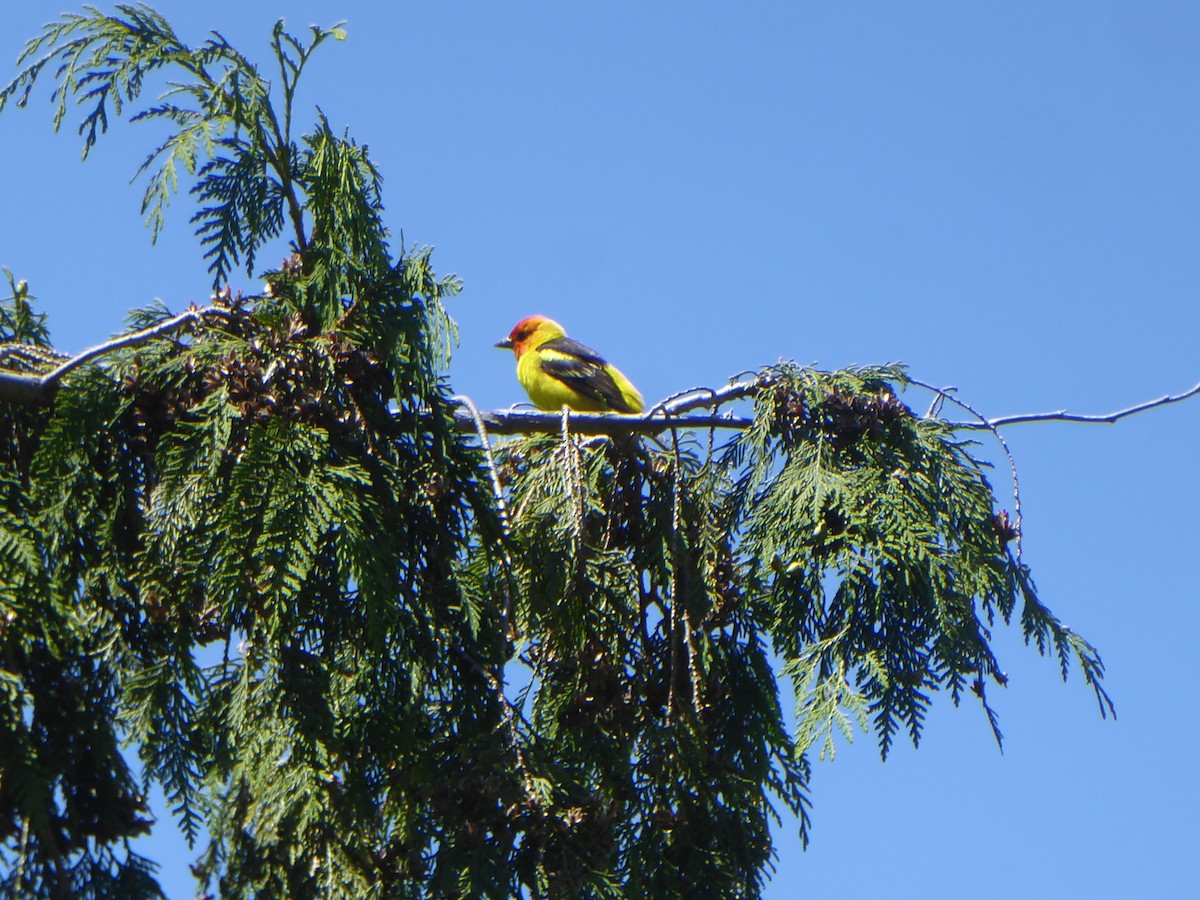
(538, 337, 634, 412)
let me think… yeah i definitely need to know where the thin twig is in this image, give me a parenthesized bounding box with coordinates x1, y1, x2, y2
(560, 407, 586, 551)
(453, 394, 513, 539)
(664, 417, 705, 719)
(453, 394, 518, 639)
(666, 419, 681, 722)
(910, 377, 1024, 560)
(949, 381, 1200, 428)
(925, 386, 952, 419)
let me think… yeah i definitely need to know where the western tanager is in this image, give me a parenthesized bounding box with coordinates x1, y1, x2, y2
(495, 315, 644, 413)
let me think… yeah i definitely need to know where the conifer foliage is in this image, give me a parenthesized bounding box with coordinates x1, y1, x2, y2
(0, 7, 1111, 898)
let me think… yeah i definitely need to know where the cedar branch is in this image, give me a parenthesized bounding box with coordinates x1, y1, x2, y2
(450, 377, 1200, 435)
(4, 308, 1198, 433)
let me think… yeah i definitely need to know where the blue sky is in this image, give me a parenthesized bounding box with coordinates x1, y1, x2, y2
(3, 2, 1198, 897)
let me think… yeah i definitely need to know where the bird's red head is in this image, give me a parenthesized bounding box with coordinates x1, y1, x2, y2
(495, 315, 566, 358)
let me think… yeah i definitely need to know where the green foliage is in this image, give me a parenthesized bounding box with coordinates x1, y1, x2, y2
(0, 8, 1111, 899)
(0, 271, 48, 347)
(732, 366, 1113, 758)
(1, 4, 347, 286)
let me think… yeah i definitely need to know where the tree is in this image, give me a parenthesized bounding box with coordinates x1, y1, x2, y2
(0, 7, 1116, 898)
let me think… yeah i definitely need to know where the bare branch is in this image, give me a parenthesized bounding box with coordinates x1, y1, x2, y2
(448, 375, 763, 436)
(0, 304, 233, 402)
(948, 381, 1200, 429)
(648, 375, 762, 416)
(449, 407, 755, 435)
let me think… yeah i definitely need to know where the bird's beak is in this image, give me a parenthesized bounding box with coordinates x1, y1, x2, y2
(494, 338, 513, 350)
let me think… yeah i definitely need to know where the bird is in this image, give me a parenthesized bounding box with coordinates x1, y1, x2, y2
(495, 315, 644, 413)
